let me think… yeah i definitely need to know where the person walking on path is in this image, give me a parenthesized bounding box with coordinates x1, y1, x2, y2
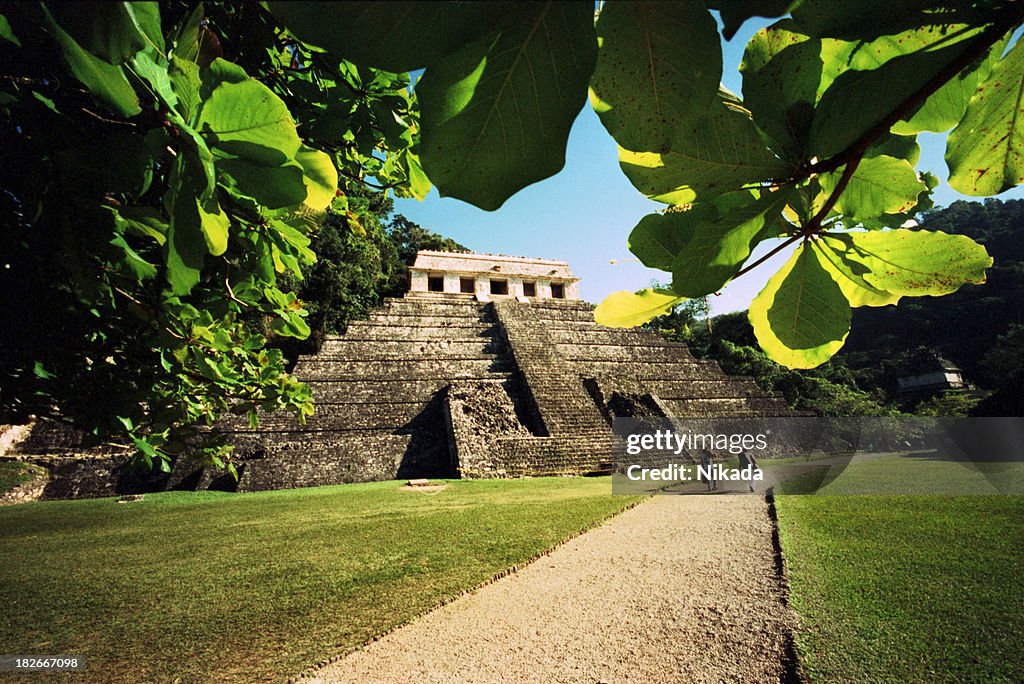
(739, 449, 759, 492)
(700, 449, 717, 492)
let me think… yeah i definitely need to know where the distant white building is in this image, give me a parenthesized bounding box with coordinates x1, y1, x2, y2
(896, 351, 965, 394)
(407, 251, 582, 302)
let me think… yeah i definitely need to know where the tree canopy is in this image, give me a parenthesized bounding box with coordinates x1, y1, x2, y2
(2, 0, 1023, 471)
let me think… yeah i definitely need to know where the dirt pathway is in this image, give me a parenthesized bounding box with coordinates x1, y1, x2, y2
(298, 494, 797, 684)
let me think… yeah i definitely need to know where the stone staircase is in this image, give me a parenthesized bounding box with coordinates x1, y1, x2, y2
(210, 297, 514, 491)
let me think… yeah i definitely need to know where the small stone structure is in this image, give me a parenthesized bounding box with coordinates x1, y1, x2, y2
(408, 251, 581, 301)
(7, 252, 793, 497)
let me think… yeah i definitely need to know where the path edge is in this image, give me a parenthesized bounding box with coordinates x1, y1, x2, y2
(287, 495, 648, 684)
(765, 488, 809, 684)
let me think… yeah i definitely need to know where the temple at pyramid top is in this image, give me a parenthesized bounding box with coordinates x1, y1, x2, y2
(408, 250, 582, 301)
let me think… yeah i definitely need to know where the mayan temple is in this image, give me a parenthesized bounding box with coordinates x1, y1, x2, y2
(3, 250, 793, 497)
(192, 251, 792, 492)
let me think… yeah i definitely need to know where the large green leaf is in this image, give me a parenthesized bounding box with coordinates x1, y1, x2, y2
(750, 243, 850, 369)
(216, 159, 308, 210)
(619, 94, 790, 205)
(810, 23, 987, 160)
(594, 288, 684, 328)
(269, 1, 515, 72)
(946, 37, 1024, 196)
(166, 173, 207, 295)
(198, 79, 301, 166)
(42, 5, 141, 117)
(294, 145, 338, 211)
(670, 188, 794, 298)
(847, 229, 992, 296)
(628, 212, 696, 272)
(590, 1, 721, 153)
(819, 155, 926, 222)
(47, 1, 152, 65)
(791, 0, 985, 41)
(417, 2, 596, 210)
(740, 21, 823, 162)
(892, 32, 1009, 135)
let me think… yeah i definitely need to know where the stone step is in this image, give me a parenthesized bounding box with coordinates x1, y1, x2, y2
(659, 396, 792, 417)
(644, 378, 764, 398)
(307, 378, 510, 404)
(558, 344, 695, 363)
(331, 323, 495, 341)
(368, 313, 495, 325)
(242, 402, 431, 431)
(293, 358, 514, 379)
(312, 338, 507, 359)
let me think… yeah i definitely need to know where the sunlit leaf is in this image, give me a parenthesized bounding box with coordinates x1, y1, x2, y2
(848, 229, 992, 296)
(819, 155, 926, 222)
(750, 243, 850, 369)
(294, 145, 338, 211)
(198, 79, 301, 166)
(594, 288, 685, 328)
(947, 37, 1024, 196)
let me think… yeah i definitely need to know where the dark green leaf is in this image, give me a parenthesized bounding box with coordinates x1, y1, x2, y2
(417, 2, 597, 210)
(740, 21, 822, 161)
(590, 1, 721, 152)
(268, 1, 516, 72)
(707, 0, 795, 40)
(217, 158, 308, 210)
(0, 13, 21, 46)
(47, 1, 150, 64)
(42, 5, 141, 117)
(670, 188, 794, 297)
(810, 23, 986, 159)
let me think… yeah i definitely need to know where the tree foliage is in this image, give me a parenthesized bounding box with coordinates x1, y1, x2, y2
(0, 1, 424, 472)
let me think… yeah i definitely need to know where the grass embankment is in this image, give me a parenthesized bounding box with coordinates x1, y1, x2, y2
(777, 492, 1024, 683)
(0, 461, 45, 495)
(0, 477, 638, 682)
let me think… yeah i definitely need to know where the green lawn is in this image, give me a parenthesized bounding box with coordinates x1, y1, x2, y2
(0, 477, 638, 682)
(777, 494, 1024, 683)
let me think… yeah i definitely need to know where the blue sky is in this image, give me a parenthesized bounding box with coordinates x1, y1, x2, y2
(394, 20, 1024, 314)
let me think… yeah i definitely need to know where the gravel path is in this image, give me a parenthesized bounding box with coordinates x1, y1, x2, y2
(299, 494, 797, 684)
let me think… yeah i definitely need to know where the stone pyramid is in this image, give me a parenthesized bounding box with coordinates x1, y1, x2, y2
(209, 252, 792, 492)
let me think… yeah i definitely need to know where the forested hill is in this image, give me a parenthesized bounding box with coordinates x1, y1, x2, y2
(676, 199, 1024, 416)
(840, 199, 1024, 386)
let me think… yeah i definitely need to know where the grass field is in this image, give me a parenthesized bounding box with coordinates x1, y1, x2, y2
(0, 477, 638, 682)
(776, 494, 1024, 683)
